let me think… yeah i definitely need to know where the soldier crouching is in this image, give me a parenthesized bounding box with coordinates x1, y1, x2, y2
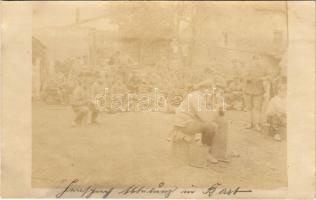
(71, 81, 90, 126)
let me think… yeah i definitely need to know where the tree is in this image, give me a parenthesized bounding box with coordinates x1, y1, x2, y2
(106, 3, 176, 40)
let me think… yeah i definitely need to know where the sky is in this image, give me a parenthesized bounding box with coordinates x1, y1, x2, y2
(32, 1, 289, 62)
(32, 2, 119, 62)
(32, 2, 110, 30)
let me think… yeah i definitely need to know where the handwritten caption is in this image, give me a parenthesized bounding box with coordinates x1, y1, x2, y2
(56, 179, 252, 198)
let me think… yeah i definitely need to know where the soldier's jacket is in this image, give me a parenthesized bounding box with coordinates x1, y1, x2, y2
(72, 86, 89, 106)
(244, 66, 265, 96)
(174, 90, 221, 127)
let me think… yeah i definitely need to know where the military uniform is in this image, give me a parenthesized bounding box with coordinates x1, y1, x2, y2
(72, 84, 89, 125)
(243, 64, 266, 130)
(89, 80, 104, 123)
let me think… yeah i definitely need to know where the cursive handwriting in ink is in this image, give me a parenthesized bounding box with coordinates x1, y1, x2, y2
(56, 179, 113, 198)
(56, 179, 79, 198)
(203, 183, 222, 197)
(203, 183, 252, 197)
(218, 186, 252, 195)
(119, 182, 178, 198)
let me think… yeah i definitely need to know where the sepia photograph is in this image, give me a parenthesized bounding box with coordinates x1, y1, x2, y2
(31, 1, 289, 193)
(1, 0, 315, 198)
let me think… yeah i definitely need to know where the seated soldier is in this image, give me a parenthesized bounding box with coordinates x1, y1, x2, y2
(265, 83, 286, 141)
(171, 80, 225, 164)
(89, 78, 105, 124)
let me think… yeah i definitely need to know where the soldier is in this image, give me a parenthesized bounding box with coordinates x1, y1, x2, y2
(172, 80, 228, 164)
(226, 77, 244, 110)
(265, 80, 287, 141)
(89, 78, 105, 124)
(244, 55, 266, 132)
(71, 80, 89, 127)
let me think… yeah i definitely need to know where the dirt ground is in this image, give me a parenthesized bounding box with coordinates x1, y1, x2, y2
(32, 102, 287, 190)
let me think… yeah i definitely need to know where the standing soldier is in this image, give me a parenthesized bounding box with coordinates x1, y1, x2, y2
(244, 55, 265, 132)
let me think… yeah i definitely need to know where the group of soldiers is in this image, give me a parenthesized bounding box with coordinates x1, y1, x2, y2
(42, 52, 287, 155)
(170, 55, 286, 165)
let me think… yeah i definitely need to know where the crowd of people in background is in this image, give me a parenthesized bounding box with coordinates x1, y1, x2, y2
(36, 50, 286, 141)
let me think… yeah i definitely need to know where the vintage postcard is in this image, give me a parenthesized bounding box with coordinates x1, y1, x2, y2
(1, 1, 315, 199)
